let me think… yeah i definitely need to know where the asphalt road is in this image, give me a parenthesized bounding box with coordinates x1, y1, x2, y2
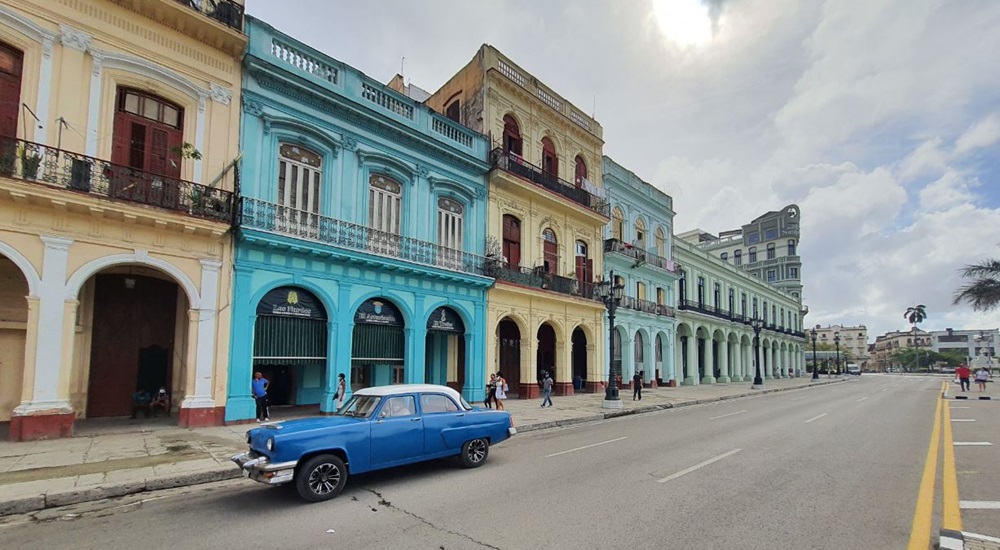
(2, 375, 973, 550)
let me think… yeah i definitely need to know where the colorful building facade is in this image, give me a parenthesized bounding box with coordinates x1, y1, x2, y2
(226, 18, 492, 421)
(0, 0, 245, 440)
(427, 45, 609, 397)
(602, 156, 680, 388)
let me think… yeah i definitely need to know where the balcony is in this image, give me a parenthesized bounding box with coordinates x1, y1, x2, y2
(621, 296, 675, 318)
(174, 0, 244, 31)
(603, 239, 678, 273)
(109, 0, 247, 56)
(487, 263, 599, 300)
(239, 198, 488, 277)
(490, 148, 610, 217)
(0, 137, 234, 223)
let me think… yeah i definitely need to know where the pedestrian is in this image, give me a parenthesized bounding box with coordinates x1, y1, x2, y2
(252, 371, 270, 422)
(956, 363, 972, 392)
(335, 373, 347, 410)
(632, 370, 643, 401)
(484, 373, 496, 408)
(975, 366, 990, 392)
(540, 371, 553, 407)
(495, 371, 507, 410)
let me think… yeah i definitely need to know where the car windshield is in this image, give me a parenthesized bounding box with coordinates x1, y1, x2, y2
(337, 395, 382, 418)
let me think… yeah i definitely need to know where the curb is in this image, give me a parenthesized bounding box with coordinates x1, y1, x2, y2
(0, 467, 240, 517)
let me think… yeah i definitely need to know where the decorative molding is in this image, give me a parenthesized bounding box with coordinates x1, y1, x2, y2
(242, 97, 264, 116)
(210, 83, 233, 105)
(198, 92, 208, 113)
(91, 47, 210, 101)
(41, 35, 55, 59)
(417, 164, 430, 178)
(342, 134, 358, 152)
(0, 5, 55, 44)
(90, 51, 104, 77)
(59, 24, 92, 52)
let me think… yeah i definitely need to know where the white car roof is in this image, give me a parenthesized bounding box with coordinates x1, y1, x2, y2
(354, 384, 464, 401)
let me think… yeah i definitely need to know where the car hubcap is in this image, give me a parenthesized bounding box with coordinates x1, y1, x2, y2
(468, 440, 486, 462)
(308, 463, 341, 495)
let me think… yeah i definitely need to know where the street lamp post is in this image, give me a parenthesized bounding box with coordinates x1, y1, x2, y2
(751, 318, 764, 389)
(596, 271, 625, 409)
(811, 328, 820, 380)
(834, 331, 841, 376)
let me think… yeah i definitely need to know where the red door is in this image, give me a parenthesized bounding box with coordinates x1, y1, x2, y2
(109, 89, 184, 209)
(502, 214, 521, 268)
(0, 42, 23, 166)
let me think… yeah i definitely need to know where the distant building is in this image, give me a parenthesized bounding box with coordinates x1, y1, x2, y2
(809, 325, 870, 368)
(928, 328, 998, 364)
(872, 328, 932, 371)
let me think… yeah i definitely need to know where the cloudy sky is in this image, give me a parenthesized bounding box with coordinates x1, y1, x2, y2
(246, 0, 1000, 342)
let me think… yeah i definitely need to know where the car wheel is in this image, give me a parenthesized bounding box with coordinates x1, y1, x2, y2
(295, 454, 348, 502)
(460, 438, 489, 468)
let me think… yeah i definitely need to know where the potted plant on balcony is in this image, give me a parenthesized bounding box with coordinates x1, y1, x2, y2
(19, 144, 42, 181)
(484, 236, 503, 277)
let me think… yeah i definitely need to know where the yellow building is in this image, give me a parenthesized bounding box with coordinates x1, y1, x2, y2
(427, 46, 609, 397)
(0, 0, 245, 440)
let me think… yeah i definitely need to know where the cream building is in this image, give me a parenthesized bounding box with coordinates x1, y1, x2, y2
(872, 328, 931, 371)
(427, 45, 609, 397)
(809, 324, 870, 367)
(0, 0, 244, 440)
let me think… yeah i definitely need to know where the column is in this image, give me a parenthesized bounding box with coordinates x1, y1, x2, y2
(764, 344, 773, 379)
(180, 260, 222, 426)
(684, 335, 698, 385)
(404, 325, 427, 384)
(224, 266, 256, 422)
(11, 236, 74, 441)
(520, 327, 537, 398)
(319, 319, 339, 414)
(664, 330, 677, 387)
(702, 335, 716, 384)
(718, 336, 730, 383)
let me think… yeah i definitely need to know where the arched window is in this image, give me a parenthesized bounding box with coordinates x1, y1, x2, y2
(445, 100, 460, 122)
(0, 42, 24, 141)
(734, 249, 742, 265)
(788, 239, 796, 255)
(612, 207, 625, 241)
(437, 198, 464, 269)
(748, 247, 757, 263)
(502, 114, 522, 156)
(574, 155, 587, 187)
(655, 227, 666, 257)
(720, 252, 728, 262)
(502, 214, 521, 268)
(369, 175, 402, 257)
(767, 243, 776, 260)
(542, 228, 558, 274)
(574, 240, 592, 288)
(541, 137, 558, 178)
(278, 144, 323, 235)
(634, 218, 646, 248)
(112, 88, 184, 178)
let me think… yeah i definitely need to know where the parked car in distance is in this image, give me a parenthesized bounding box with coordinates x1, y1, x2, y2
(846, 365, 861, 375)
(232, 384, 515, 502)
(940, 366, 956, 374)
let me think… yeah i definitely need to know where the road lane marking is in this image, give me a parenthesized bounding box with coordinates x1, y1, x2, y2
(951, 419, 975, 422)
(657, 449, 742, 483)
(951, 406, 970, 409)
(882, 388, 889, 392)
(907, 382, 944, 550)
(953, 442, 993, 446)
(960, 501, 1000, 509)
(710, 410, 746, 420)
(545, 437, 628, 458)
(805, 413, 827, 423)
(791, 396, 808, 401)
(857, 397, 869, 402)
(943, 384, 963, 532)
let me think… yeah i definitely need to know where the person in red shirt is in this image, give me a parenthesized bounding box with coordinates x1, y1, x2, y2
(956, 364, 972, 392)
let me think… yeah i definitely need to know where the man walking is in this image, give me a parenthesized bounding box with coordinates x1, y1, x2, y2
(956, 363, 972, 392)
(540, 371, 553, 407)
(252, 371, 270, 422)
(633, 370, 643, 401)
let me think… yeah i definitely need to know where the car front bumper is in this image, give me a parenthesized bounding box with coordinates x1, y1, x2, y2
(231, 451, 298, 485)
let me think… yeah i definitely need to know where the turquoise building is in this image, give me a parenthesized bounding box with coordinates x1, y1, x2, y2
(601, 157, 680, 388)
(226, 17, 492, 421)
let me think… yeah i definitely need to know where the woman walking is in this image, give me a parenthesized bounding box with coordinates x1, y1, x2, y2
(484, 373, 497, 408)
(495, 371, 507, 410)
(975, 366, 990, 392)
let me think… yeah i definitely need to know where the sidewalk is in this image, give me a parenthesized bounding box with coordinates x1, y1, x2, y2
(0, 376, 843, 517)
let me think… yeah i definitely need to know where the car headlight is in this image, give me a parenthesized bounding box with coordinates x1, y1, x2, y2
(266, 437, 274, 451)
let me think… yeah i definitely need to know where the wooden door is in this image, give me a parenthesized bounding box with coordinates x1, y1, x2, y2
(0, 42, 22, 167)
(109, 89, 183, 209)
(502, 215, 521, 268)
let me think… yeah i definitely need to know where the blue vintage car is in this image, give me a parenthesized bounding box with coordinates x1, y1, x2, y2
(231, 384, 516, 502)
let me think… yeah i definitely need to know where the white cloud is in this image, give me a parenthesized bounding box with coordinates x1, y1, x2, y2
(954, 114, 1000, 156)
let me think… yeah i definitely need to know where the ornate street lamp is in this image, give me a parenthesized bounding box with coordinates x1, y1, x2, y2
(834, 331, 841, 376)
(752, 318, 764, 389)
(596, 270, 625, 409)
(811, 328, 820, 380)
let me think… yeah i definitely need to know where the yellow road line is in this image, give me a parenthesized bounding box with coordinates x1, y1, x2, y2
(942, 398, 963, 530)
(907, 383, 943, 550)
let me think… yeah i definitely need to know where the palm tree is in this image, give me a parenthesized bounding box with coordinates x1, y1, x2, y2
(953, 259, 1000, 311)
(904, 304, 927, 327)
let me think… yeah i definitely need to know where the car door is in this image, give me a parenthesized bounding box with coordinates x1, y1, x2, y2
(370, 395, 424, 466)
(419, 393, 466, 455)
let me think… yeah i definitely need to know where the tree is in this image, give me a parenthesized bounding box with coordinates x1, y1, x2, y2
(904, 304, 927, 327)
(890, 348, 964, 372)
(953, 259, 1000, 312)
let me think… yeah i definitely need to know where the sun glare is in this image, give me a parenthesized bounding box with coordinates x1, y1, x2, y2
(652, 0, 714, 47)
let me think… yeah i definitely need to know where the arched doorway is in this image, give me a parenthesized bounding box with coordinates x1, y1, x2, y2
(352, 298, 405, 389)
(0, 254, 28, 424)
(572, 327, 587, 392)
(655, 333, 664, 384)
(613, 326, 623, 388)
(425, 306, 465, 391)
(634, 330, 645, 384)
(83, 268, 186, 418)
(536, 323, 557, 391)
(497, 318, 521, 397)
(253, 286, 328, 407)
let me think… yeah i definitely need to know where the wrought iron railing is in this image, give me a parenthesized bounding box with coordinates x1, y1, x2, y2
(603, 239, 677, 273)
(620, 296, 674, 317)
(487, 262, 598, 299)
(174, 0, 244, 32)
(490, 148, 610, 217)
(0, 137, 234, 223)
(239, 197, 488, 277)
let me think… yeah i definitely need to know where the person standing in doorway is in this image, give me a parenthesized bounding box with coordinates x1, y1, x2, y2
(633, 370, 643, 401)
(540, 371, 553, 407)
(252, 371, 270, 422)
(335, 373, 347, 410)
(975, 366, 990, 392)
(956, 363, 972, 392)
(495, 371, 507, 410)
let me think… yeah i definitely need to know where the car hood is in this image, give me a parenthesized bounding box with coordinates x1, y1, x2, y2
(262, 416, 361, 433)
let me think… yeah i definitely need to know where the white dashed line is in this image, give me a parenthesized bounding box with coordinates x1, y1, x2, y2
(951, 419, 976, 422)
(657, 449, 742, 483)
(960, 501, 1000, 510)
(792, 396, 808, 401)
(953, 442, 993, 446)
(545, 437, 628, 458)
(805, 413, 827, 423)
(857, 397, 869, 402)
(710, 410, 747, 420)
(951, 406, 970, 409)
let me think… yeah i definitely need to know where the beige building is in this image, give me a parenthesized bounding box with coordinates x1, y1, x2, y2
(872, 328, 931, 371)
(809, 324, 870, 368)
(0, 0, 245, 440)
(426, 45, 609, 396)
